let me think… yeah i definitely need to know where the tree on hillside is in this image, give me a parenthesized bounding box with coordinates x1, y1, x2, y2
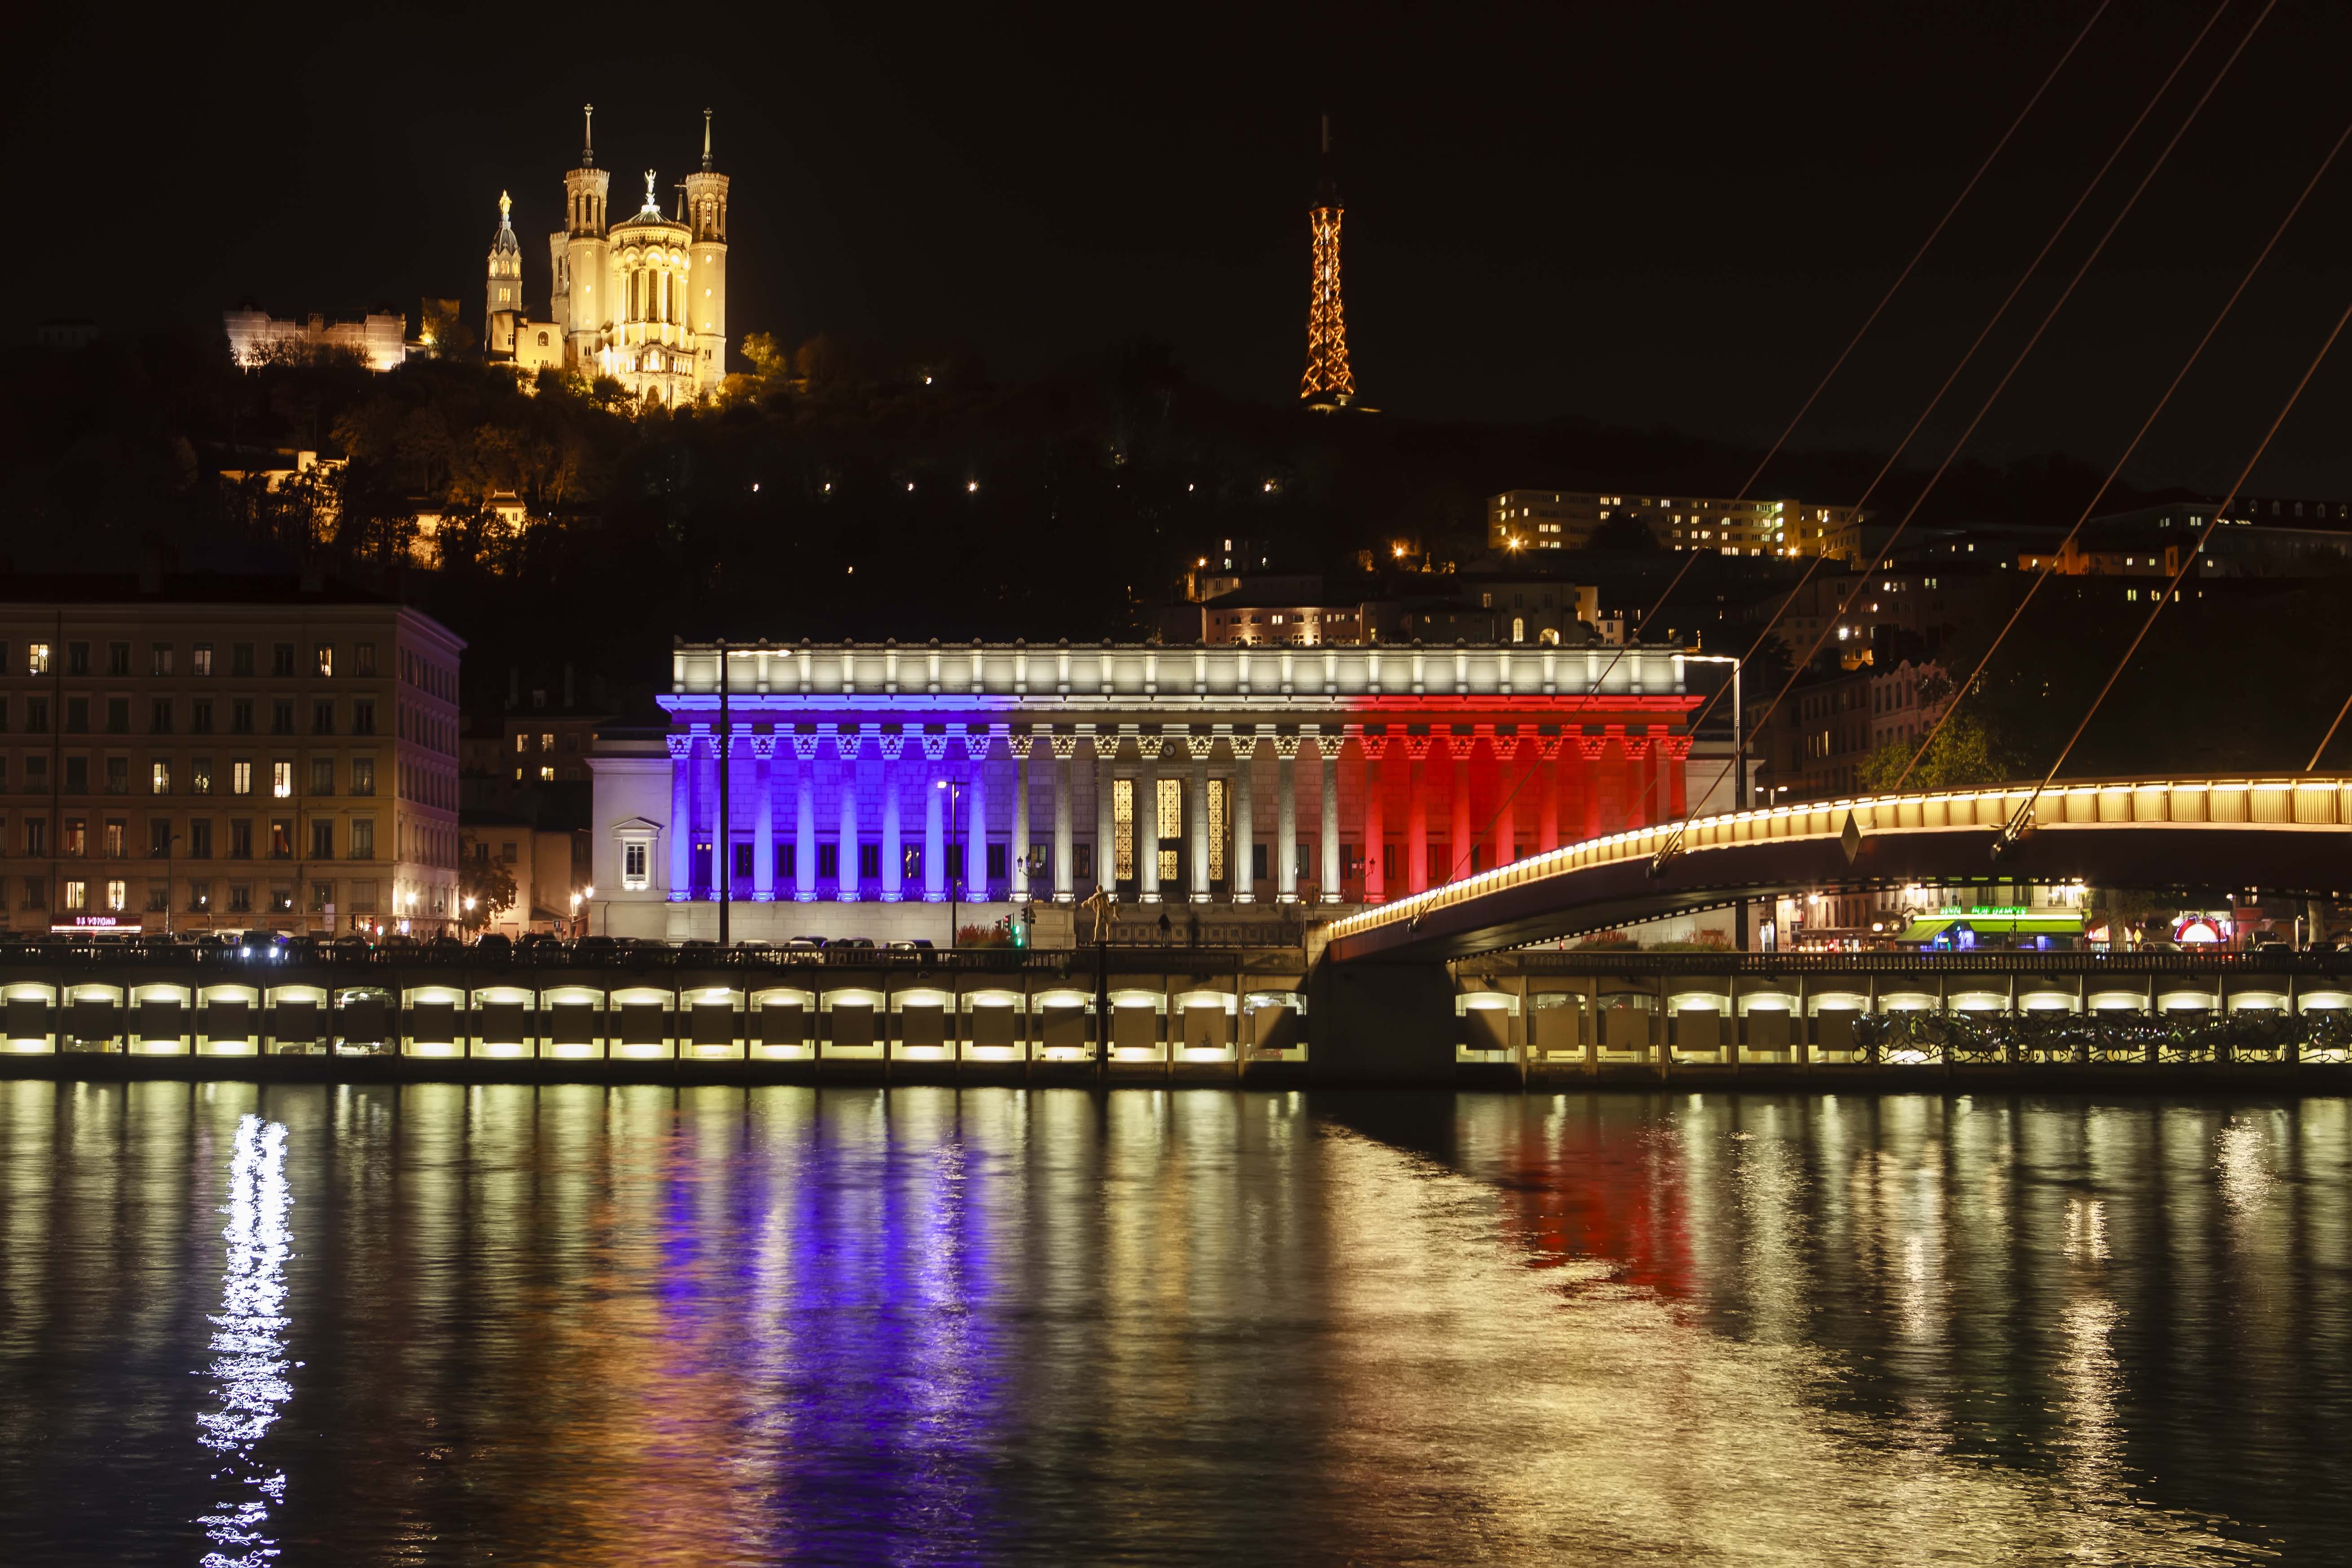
(1589, 511, 1659, 552)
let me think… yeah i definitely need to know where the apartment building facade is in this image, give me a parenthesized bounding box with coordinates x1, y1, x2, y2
(1487, 490, 1861, 557)
(0, 575, 464, 935)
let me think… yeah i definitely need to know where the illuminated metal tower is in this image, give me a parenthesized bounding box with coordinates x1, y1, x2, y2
(1299, 115, 1355, 409)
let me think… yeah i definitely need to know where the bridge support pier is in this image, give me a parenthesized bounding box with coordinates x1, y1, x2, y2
(1308, 957, 1457, 1086)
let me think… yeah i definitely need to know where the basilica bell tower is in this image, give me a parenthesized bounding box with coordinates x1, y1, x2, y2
(680, 108, 731, 393)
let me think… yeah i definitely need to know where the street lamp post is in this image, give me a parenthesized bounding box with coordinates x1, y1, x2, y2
(936, 778, 964, 947)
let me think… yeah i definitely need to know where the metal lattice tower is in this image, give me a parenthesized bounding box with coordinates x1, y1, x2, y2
(1299, 115, 1355, 408)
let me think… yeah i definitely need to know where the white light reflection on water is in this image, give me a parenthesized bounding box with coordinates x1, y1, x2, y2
(196, 1114, 294, 1568)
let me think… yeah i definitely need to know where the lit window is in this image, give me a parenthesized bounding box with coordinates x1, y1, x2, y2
(272, 762, 292, 799)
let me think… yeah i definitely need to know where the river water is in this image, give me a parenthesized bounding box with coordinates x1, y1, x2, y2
(0, 1082, 2344, 1565)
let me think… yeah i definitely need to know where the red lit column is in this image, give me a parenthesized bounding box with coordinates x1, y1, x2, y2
(1579, 732, 1609, 839)
(1536, 736, 1561, 853)
(1623, 732, 1652, 832)
(1490, 728, 1517, 866)
(1662, 734, 1691, 820)
(1404, 734, 1432, 894)
(1450, 733, 1472, 880)
(1359, 727, 1386, 903)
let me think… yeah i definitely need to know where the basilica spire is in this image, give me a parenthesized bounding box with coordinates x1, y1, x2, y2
(702, 108, 714, 172)
(581, 103, 596, 168)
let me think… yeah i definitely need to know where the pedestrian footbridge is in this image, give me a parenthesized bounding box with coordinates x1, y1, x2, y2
(1322, 774, 2352, 964)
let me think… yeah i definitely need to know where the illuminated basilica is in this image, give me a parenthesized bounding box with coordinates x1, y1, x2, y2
(485, 105, 730, 405)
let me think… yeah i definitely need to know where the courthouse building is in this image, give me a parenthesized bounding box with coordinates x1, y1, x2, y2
(589, 641, 1719, 943)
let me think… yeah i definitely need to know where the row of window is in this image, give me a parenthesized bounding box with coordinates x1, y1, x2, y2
(15, 639, 378, 680)
(6, 814, 378, 860)
(4, 813, 456, 870)
(22, 877, 442, 917)
(0, 755, 376, 797)
(0, 694, 376, 736)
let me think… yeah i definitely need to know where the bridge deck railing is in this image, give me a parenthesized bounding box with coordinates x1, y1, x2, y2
(1328, 772, 2352, 944)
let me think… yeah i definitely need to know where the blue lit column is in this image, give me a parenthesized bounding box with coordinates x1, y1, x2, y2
(1051, 729, 1076, 902)
(1011, 731, 1031, 902)
(835, 727, 862, 901)
(964, 730, 989, 902)
(667, 734, 692, 899)
(793, 735, 817, 902)
(880, 736, 904, 901)
(924, 735, 946, 901)
(752, 742, 774, 901)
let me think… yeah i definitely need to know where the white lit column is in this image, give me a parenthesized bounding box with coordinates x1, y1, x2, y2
(1189, 736, 1210, 903)
(794, 738, 817, 901)
(1317, 729, 1340, 902)
(752, 744, 774, 900)
(1011, 732, 1032, 902)
(1231, 730, 1257, 902)
(1052, 730, 1076, 902)
(835, 728, 861, 901)
(1094, 729, 1118, 895)
(667, 735, 693, 898)
(1274, 733, 1300, 903)
(880, 737, 904, 901)
(1138, 743, 1160, 904)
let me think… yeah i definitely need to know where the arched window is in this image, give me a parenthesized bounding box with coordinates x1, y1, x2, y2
(1512, 617, 1525, 644)
(536, 331, 549, 347)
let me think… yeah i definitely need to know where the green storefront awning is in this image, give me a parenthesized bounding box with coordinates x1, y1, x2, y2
(1900, 915, 2085, 943)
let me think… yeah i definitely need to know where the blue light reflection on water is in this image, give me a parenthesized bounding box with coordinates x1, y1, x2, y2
(757, 1095, 1008, 1563)
(195, 1113, 293, 1568)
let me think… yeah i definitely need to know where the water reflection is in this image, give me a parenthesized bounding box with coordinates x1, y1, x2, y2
(0, 1087, 2342, 1562)
(197, 1113, 293, 1568)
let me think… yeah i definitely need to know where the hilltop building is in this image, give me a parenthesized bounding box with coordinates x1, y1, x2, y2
(490, 105, 730, 405)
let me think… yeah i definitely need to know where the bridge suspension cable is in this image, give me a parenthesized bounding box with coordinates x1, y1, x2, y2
(2311, 690, 2352, 771)
(1998, 294, 2352, 850)
(1900, 100, 2352, 791)
(1432, 1, 2113, 885)
(1653, 0, 2257, 873)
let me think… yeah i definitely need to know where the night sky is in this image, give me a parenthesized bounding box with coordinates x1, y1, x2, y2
(9, 0, 2352, 494)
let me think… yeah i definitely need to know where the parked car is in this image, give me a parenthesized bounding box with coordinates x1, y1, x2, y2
(887, 939, 935, 951)
(473, 933, 513, 958)
(572, 935, 621, 961)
